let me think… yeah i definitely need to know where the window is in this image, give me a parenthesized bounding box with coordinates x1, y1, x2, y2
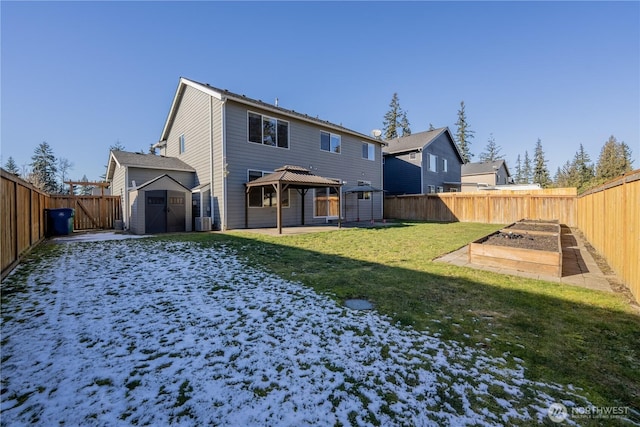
(442, 158, 448, 172)
(362, 142, 375, 161)
(248, 170, 289, 208)
(436, 186, 444, 193)
(427, 185, 436, 194)
(314, 187, 339, 217)
(320, 131, 341, 153)
(179, 134, 186, 154)
(428, 154, 437, 172)
(248, 112, 289, 148)
(357, 180, 371, 200)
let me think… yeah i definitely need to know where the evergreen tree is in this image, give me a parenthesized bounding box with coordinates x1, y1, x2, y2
(4, 156, 20, 176)
(382, 93, 411, 139)
(79, 174, 94, 195)
(478, 133, 503, 163)
(29, 141, 58, 193)
(595, 135, 633, 181)
(111, 140, 126, 151)
(454, 101, 474, 163)
(514, 154, 523, 184)
(532, 138, 551, 188)
(572, 144, 594, 190)
(148, 143, 157, 155)
(522, 151, 532, 184)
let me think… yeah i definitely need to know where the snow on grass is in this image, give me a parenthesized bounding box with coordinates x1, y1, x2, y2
(1, 238, 592, 426)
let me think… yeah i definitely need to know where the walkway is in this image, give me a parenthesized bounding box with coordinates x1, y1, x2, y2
(435, 226, 612, 293)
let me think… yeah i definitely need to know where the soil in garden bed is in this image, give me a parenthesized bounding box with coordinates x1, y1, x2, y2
(482, 232, 559, 252)
(506, 222, 559, 233)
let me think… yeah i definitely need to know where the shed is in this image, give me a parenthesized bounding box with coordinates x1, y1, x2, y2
(128, 174, 193, 234)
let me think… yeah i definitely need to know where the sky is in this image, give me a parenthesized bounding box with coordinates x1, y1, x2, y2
(1, 1, 638, 181)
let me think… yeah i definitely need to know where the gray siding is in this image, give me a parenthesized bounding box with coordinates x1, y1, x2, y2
(383, 152, 422, 195)
(422, 134, 462, 192)
(111, 165, 127, 224)
(223, 100, 383, 229)
(128, 168, 194, 190)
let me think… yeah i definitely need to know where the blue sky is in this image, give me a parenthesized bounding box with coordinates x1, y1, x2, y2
(2, 1, 638, 181)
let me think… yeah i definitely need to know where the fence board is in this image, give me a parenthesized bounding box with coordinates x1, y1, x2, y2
(577, 170, 640, 303)
(49, 195, 122, 230)
(385, 193, 577, 226)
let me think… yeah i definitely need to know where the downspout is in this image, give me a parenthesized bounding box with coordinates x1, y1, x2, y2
(209, 95, 214, 226)
(221, 98, 228, 231)
(124, 168, 129, 229)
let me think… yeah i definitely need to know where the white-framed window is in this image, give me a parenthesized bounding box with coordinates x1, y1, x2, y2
(357, 180, 371, 200)
(442, 158, 448, 172)
(248, 112, 289, 149)
(247, 170, 289, 208)
(179, 134, 186, 154)
(428, 154, 437, 172)
(437, 186, 444, 193)
(362, 142, 375, 161)
(314, 187, 340, 218)
(320, 131, 341, 154)
(427, 185, 436, 193)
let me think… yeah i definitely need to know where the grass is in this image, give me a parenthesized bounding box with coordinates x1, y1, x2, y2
(165, 221, 639, 417)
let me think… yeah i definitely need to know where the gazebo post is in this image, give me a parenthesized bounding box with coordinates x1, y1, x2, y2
(337, 186, 342, 229)
(276, 182, 282, 234)
(245, 186, 249, 229)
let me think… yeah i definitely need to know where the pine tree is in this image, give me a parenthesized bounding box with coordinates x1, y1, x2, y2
(4, 156, 20, 176)
(29, 141, 58, 193)
(522, 151, 532, 184)
(595, 135, 633, 181)
(454, 101, 474, 163)
(382, 93, 411, 139)
(532, 138, 551, 188)
(479, 133, 503, 163)
(111, 140, 126, 151)
(514, 154, 523, 184)
(572, 144, 594, 190)
(79, 174, 94, 195)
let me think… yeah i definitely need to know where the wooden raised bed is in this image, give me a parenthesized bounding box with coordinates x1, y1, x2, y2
(468, 220, 562, 277)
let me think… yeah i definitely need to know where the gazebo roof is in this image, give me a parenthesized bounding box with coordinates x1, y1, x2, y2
(245, 165, 342, 190)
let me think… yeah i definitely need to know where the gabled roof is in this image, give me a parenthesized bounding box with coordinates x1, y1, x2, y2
(160, 77, 384, 145)
(462, 160, 511, 177)
(106, 150, 195, 181)
(382, 127, 464, 163)
(245, 165, 341, 190)
(133, 173, 192, 192)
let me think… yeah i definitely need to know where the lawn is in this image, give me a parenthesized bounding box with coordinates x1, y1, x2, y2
(1, 222, 638, 426)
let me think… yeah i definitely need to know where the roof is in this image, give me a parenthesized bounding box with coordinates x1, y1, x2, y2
(160, 77, 384, 145)
(382, 127, 464, 163)
(461, 160, 510, 177)
(132, 174, 192, 192)
(106, 150, 195, 181)
(245, 165, 342, 190)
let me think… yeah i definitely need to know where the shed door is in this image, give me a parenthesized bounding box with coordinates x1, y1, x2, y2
(167, 191, 186, 232)
(146, 190, 167, 233)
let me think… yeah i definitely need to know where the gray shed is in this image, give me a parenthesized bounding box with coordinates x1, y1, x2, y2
(128, 174, 193, 234)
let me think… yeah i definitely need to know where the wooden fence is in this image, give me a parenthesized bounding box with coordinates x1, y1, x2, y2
(385, 192, 578, 227)
(1, 170, 50, 280)
(49, 195, 122, 230)
(577, 170, 640, 302)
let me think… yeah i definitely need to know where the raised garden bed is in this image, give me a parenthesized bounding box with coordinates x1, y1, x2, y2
(468, 220, 562, 277)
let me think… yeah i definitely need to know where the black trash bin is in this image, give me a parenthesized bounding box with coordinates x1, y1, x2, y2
(47, 208, 75, 236)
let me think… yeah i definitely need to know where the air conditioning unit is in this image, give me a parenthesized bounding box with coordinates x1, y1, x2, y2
(195, 217, 212, 232)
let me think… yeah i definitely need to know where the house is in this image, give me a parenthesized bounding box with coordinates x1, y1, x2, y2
(382, 128, 464, 194)
(107, 77, 385, 233)
(461, 160, 512, 192)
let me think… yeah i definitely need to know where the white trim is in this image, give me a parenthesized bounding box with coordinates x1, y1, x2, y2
(222, 100, 228, 231)
(320, 131, 341, 154)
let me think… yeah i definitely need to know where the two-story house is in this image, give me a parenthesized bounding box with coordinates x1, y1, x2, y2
(107, 77, 385, 233)
(382, 128, 464, 195)
(461, 160, 512, 192)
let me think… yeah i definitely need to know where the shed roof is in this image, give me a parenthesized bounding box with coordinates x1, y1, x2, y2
(245, 165, 342, 190)
(132, 173, 191, 192)
(106, 150, 195, 181)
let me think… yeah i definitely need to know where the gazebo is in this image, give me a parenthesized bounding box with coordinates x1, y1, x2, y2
(342, 184, 385, 222)
(245, 165, 343, 234)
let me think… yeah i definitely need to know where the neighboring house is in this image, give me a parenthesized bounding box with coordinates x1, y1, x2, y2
(107, 77, 385, 233)
(382, 127, 464, 194)
(461, 160, 512, 192)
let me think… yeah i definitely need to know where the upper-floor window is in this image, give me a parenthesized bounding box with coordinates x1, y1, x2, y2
(362, 142, 375, 161)
(428, 154, 437, 172)
(442, 158, 448, 172)
(357, 180, 371, 200)
(320, 131, 341, 154)
(179, 134, 186, 154)
(248, 112, 289, 149)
